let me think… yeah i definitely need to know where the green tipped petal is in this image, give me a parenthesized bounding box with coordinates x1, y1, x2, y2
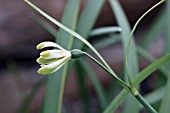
(40, 51, 50, 57)
(37, 42, 46, 49)
(38, 67, 51, 75)
(36, 57, 59, 64)
(36, 41, 65, 50)
(36, 41, 72, 75)
(38, 63, 64, 75)
(37, 57, 71, 75)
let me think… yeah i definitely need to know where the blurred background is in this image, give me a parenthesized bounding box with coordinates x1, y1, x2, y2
(0, 0, 166, 113)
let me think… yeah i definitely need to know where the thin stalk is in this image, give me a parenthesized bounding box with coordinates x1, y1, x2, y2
(125, 0, 166, 85)
(83, 52, 158, 113)
(83, 52, 131, 92)
(135, 94, 157, 113)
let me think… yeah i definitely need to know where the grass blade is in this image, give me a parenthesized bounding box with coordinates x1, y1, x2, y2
(109, 0, 139, 77)
(109, 0, 139, 112)
(103, 54, 170, 113)
(71, 0, 116, 74)
(42, 1, 80, 113)
(134, 54, 170, 85)
(79, 60, 107, 110)
(74, 0, 104, 40)
(75, 61, 90, 113)
(89, 26, 121, 37)
(92, 35, 118, 50)
(159, 0, 170, 112)
(103, 89, 127, 113)
(137, 46, 169, 77)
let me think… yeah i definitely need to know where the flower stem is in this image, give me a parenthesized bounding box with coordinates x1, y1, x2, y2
(135, 93, 157, 113)
(125, 0, 166, 86)
(83, 52, 131, 92)
(83, 52, 158, 113)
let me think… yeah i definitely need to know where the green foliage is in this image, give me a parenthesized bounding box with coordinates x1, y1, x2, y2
(159, 0, 170, 112)
(22, 0, 170, 113)
(37, 0, 80, 113)
(78, 60, 107, 110)
(109, 0, 139, 112)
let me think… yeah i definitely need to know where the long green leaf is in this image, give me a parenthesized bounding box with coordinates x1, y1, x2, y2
(109, 0, 139, 77)
(74, 0, 104, 41)
(92, 35, 118, 50)
(75, 61, 90, 113)
(159, 0, 170, 112)
(90, 26, 121, 37)
(109, 0, 139, 113)
(42, 1, 80, 113)
(86, 22, 168, 113)
(72, 0, 115, 74)
(79, 60, 107, 110)
(134, 54, 170, 85)
(103, 54, 170, 113)
(137, 46, 169, 77)
(73, 0, 107, 111)
(88, 28, 169, 112)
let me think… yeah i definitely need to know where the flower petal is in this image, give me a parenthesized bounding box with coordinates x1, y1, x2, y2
(36, 57, 59, 64)
(38, 57, 70, 75)
(36, 41, 65, 50)
(40, 50, 71, 59)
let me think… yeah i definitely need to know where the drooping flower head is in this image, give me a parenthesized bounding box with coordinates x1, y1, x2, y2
(36, 41, 72, 75)
(36, 41, 84, 75)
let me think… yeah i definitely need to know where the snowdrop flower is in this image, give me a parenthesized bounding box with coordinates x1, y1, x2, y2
(36, 41, 83, 75)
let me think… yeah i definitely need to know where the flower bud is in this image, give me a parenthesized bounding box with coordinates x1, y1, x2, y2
(71, 49, 84, 58)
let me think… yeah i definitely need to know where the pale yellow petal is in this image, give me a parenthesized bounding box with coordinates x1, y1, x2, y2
(36, 41, 65, 50)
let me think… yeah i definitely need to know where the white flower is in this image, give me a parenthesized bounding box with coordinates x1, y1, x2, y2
(36, 41, 71, 75)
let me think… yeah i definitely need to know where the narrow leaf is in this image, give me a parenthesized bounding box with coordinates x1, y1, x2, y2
(103, 54, 170, 113)
(92, 35, 118, 50)
(159, 0, 170, 112)
(90, 26, 121, 37)
(42, 1, 80, 113)
(79, 60, 107, 110)
(109, 0, 139, 112)
(75, 61, 90, 113)
(137, 46, 169, 77)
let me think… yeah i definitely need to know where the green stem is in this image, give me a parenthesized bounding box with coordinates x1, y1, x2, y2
(125, 0, 166, 85)
(135, 93, 157, 113)
(83, 52, 131, 92)
(83, 52, 158, 113)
